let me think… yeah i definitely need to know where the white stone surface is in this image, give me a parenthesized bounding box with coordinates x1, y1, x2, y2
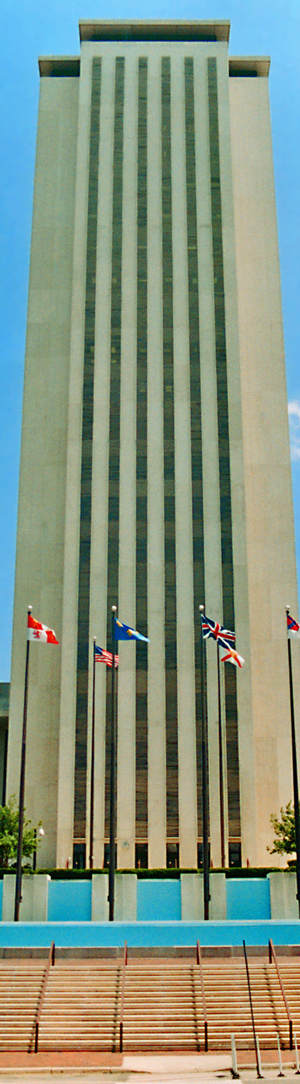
(115, 873, 137, 921)
(181, 872, 226, 920)
(229, 76, 300, 864)
(91, 873, 109, 921)
(7, 76, 79, 869)
(268, 871, 299, 920)
(2, 874, 49, 921)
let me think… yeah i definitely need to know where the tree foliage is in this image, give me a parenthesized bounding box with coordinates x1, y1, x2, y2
(0, 796, 41, 869)
(268, 801, 296, 856)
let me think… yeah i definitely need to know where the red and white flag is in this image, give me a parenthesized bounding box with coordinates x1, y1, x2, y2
(220, 646, 244, 668)
(287, 613, 300, 639)
(27, 614, 59, 644)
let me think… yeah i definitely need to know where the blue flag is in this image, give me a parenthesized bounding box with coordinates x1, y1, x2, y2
(114, 617, 149, 643)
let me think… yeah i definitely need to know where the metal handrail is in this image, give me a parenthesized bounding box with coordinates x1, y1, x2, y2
(243, 940, 262, 1077)
(196, 940, 208, 1051)
(119, 941, 127, 1052)
(269, 939, 293, 1050)
(32, 941, 55, 1053)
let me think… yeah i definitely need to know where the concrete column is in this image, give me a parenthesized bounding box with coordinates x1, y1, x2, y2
(2, 875, 49, 922)
(91, 873, 109, 921)
(90, 56, 115, 869)
(117, 57, 138, 871)
(115, 874, 137, 921)
(268, 871, 299, 920)
(147, 54, 166, 869)
(56, 54, 93, 867)
(181, 872, 226, 920)
(194, 58, 227, 867)
(216, 54, 256, 865)
(171, 55, 197, 869)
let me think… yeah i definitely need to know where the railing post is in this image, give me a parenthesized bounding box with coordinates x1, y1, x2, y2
(196, 941, 208, 1052)
(31, 941, 55, 1053)
(231, 1033, 239, 1079)
(243, 940, 262, 1078)
(269, 939, 293, 1050)
(294, 1032, 300, 1073)
(119, 941, 127, 1053)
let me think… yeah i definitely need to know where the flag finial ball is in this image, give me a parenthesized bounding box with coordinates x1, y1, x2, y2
(199, 604, 205, 613)
(286, 604, 290, 613)
(28, 604, 32, 613)
(112, 605, 117, 613)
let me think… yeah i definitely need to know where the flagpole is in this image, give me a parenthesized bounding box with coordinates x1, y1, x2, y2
(217, 642, 226, 868)
(199, 606, 210, 920)
(108, 605, 117, 921)
(89, 638, 96, 870)
(286, 605, 300, 918)
(14, 605, 32, 922)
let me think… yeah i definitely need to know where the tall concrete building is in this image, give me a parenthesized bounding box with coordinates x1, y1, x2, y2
(7, 20, 300, 871)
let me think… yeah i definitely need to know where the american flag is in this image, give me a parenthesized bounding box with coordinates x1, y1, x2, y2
(200, 612, 235, 652)
(287, 613, 300, 639)
(95, 645, 119, 668)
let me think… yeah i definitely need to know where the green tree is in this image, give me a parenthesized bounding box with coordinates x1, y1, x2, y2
(268, 801, 296, 856)
(0, 796, 42, 869)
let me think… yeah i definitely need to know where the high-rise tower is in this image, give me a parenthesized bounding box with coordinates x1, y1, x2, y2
(7, 21, 300, 870)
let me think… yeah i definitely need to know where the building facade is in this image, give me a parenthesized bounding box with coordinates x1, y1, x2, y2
(7, 20, 300, 870)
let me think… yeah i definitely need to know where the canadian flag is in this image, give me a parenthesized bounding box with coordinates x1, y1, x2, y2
(27, 614, 59, 644)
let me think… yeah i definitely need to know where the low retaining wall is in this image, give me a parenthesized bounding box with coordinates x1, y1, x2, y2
(0, 871, 298, 923)
(0, 918, 299, 949)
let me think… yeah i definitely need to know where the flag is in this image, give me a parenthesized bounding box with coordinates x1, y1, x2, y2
(200, 612, 235, 652)
(95, 645, 119, 668)
(27, 614, 58, 644)
(287, 613, 300, 639)
(220, 646, 244, 668)
(114, 617, 149, 643)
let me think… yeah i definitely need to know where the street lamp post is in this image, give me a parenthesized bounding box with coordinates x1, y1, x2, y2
(199, 605, 210, 920)
(286, 605, 300, 918)
(108, 606, 117, 921)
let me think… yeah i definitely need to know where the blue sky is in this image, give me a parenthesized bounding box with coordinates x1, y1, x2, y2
(1, 0, 300, 681)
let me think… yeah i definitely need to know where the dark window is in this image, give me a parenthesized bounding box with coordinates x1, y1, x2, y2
(73, 842, 86, 870)
(135, 842, 148, 869)
(229, 841, 242, 868)
(166, 842, 179, 869)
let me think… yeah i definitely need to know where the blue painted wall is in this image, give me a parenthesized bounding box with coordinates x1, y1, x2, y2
(48, 880, 92, 922)
(137, 879, 181, 921)
(226, 878, 271, 920)
(0, 918, 299, 949)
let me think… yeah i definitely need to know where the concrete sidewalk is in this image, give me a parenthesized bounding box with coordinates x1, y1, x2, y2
(0, 1047, 299, 1081)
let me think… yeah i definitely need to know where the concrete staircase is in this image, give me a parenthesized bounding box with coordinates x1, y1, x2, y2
(0, 961, 44, 1050)
(38, 961, 122, 1051)
(0, 952, 299, 1052)
(202, 958, 296, 1050)
(122, 959, 204, 1050)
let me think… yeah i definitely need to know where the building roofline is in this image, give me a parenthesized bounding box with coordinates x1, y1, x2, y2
(229, 56, 270, 77)
(39, 57, 80, 77)
(79, 20, 231, 44)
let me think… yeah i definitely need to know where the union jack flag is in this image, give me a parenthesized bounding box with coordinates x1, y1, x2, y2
(95, 645, 119, 668)
(287, 613, 300, 639)
(200, 612, 235, 652)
